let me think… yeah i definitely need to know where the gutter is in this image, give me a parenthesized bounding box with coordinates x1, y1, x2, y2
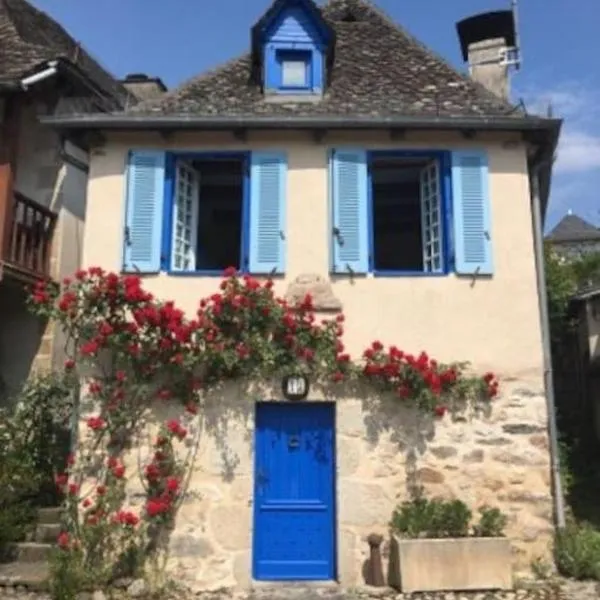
(39, 112, 563, 133)
(530, 158, 567, 530)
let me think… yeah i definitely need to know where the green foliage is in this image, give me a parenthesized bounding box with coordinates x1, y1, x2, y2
(472, 505, 508, 537)
(0, 372, 74, 558)
(48, 547, 85, 600)
(555, 521, 600, 580)
(0, 408, 40, 556)
(390, 495, 472, 539)
(12, 372, 75, 506)
(390, 493, 507, 539)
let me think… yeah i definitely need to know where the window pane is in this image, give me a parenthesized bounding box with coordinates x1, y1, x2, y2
(282, 60, 307, 87)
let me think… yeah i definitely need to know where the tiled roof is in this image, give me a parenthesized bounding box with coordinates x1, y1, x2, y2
(0, 0, 128, 103)
(132, 0, 524, 119)
(546, 214, 600, 243)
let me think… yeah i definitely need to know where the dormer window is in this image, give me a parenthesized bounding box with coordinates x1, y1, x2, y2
(251, 0, 334, 97)
(279, 50, 311, 89)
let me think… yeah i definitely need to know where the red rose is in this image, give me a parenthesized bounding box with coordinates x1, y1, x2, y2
(55, 473, 68, 488)
(57, 532, 70, 549)
(80, 340, 99, 356)
(185, 401, 198, 415)
(332, 371, 344, 383)
(223, 266, 237, 278)
(86, 416, 106, 431)
(434, 405, 448, 417)
(68, 483, 80, 496)
(112, 464, 125, 479)
(166, 477, 180, 493)
(82, 498, 92, 508)
(96, 485, 106, 496)
(64, 359, 75, 370)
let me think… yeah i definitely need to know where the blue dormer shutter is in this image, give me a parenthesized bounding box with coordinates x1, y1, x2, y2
(123, 151, 166, 273)
(451, 150, 493, 276)
(331, 149, 368, 274)
(249, 152, 287, 274)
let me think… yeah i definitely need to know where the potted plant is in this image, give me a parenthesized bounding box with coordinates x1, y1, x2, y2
(388, 491, 511, 593)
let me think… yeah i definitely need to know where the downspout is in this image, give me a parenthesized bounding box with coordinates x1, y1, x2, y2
(530, 165, 567, 529)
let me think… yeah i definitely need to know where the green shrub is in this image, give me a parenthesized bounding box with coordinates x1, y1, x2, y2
(390, 495, 472, 539)
(0, 408, 40, 556)
(0, 372, 75, 557)
(12, 372, 74, 506)
(472, 505, 508, 537)
(555, 522, 600, 580)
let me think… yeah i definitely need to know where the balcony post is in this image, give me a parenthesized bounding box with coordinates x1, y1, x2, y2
(0, 97, 19, 261)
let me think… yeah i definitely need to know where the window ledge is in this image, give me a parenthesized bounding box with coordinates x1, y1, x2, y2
(167, 270, 235, 277)
(372, 271, 449, 278)
(263, 93, 323, 103)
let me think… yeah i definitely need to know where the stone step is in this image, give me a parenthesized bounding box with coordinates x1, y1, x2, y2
(33, 523, 61, 544)
(37, 507, 62, 525)
(14, 542, 52, 563)
(0, 561, 49, 591)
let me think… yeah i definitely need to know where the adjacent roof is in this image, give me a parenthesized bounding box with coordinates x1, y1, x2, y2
(546, 214, 600, 243)
(128, 0, 521, 119)
(0, 0, 129, 104)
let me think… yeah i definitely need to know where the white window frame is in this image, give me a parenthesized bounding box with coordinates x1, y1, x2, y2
(171, 160, 200, 272)
(419, 159, 444, 273)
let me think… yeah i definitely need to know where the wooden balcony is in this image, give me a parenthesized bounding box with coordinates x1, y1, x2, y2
(1, 191, 57, 282)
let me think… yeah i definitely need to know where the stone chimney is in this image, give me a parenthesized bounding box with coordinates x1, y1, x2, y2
(120, 73, 167, 101)
(466, 37, 509, 100)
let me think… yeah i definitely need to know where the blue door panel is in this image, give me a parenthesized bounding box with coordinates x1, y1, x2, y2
(253, 403, 335, 581)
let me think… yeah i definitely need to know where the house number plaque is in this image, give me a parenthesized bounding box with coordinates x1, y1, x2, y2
(281, 374, 310, 401)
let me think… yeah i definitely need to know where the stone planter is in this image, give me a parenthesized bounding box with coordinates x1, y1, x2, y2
(388, 535, 512, 593)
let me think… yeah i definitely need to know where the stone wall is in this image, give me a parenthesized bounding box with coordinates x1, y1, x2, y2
(79, 376, 554, 592)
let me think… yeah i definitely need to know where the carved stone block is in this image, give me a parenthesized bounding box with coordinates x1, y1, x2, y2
(284, 273, 342, 312)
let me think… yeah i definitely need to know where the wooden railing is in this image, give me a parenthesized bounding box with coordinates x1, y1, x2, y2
(3, 191, 57, 280)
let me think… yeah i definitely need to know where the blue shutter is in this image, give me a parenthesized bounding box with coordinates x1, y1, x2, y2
(123, 151, 166, 273)
(331, 149, 368, 274)
(249, 152, 287, 274)
(451, 150, 493, 275)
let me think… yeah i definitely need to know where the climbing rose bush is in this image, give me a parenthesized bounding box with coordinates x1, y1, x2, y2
(28, 267, 497, 588)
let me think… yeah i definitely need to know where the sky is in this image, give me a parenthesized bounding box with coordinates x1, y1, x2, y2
(30, 0, 600, 231)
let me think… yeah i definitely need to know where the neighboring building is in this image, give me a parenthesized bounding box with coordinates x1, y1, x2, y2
(45, 0, 562, 590)
(0, 0, 141, 399)
(567, 286, 600, 442)
(546, 212, 600, 259)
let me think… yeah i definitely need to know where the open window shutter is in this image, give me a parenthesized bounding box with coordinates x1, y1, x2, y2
(123, 151, 165, 273)
(171, 160, 199, 272)
(419, 159, 444, 273)
(451, 150, 493, 275)
(249, 152, 287, 274)
(331, 149, 368, 274)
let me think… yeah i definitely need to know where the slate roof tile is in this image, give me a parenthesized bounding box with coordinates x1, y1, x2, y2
(0, 0, 128, 104)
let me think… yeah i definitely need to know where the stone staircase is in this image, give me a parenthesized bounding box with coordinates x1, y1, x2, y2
(0, 507, 61, 591)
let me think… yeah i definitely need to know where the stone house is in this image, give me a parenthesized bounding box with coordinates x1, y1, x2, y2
(45, 0, 563, 591)
(0, 0, 151, 399)
(546, 212, 600, 260)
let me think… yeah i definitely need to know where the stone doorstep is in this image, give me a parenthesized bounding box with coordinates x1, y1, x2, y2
(36, 508, 62, 525)
(0, 562, 49, 591)
(31, 523, 61, 545)
(14, 543, 52, 563)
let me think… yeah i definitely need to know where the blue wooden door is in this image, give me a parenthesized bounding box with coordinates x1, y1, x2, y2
(253, 402, 336, 581)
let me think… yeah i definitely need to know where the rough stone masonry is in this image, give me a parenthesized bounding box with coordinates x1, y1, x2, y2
(86, 375, 557, 592)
